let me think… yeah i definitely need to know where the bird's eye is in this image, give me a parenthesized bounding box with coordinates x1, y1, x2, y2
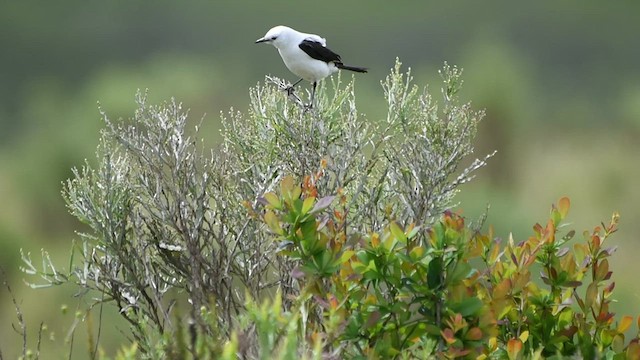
(271, 36, 277, 40)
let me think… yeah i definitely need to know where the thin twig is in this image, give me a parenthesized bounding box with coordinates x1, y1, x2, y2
(1, 266, 27, 358)
(265, 76, 306, 108)
(36, 322, 44, 359)
(91, 291, 106, 360)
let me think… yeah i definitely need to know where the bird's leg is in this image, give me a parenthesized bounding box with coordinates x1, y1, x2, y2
(286, 78, 304, 96)
(308, 81, 317, 108)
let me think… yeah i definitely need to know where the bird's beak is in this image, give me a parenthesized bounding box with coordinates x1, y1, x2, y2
(255, 37, 268, 44)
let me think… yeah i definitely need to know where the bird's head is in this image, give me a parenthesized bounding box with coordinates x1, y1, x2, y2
(255, 26, 293, 48)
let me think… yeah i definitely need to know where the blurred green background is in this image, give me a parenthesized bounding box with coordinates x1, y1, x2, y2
(1, 1, 639, 358)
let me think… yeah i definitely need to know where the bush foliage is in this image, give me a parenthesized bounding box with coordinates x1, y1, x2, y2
(17, 60, 640, 359)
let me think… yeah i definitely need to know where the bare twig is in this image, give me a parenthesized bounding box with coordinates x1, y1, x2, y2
(1, 266, 27, 358)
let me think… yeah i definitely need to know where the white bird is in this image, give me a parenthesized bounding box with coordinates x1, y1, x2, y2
(256, 25, 367, 107)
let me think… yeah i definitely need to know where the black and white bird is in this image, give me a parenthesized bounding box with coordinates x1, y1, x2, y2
(255, 25, 367, 106)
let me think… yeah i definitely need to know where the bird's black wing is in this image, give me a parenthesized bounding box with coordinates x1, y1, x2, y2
(299, 39, 341, 64)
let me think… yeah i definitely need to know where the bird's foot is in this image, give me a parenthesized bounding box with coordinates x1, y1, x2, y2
(285, 85, 296, 96)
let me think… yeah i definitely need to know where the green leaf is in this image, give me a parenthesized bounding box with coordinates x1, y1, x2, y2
(595, 259, 610, 282)
(449, 296, 484, 317)
(263, 192, 281, 209)
(406, 225, 421, 239)
(448, 261, 472, 284)
(427, 257, 443, 290)
(339, 250, 355, 263)
(301, 196, 315, 215)
(300, 220, 321, 254)
(390, 222, 407, 244)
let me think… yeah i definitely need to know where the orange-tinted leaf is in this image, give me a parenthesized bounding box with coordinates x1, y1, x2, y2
(465, 327, 483, 341)
(370, 233, 380, 247)
(328, 294, 339, 309)
(513, 271, 531, 293)
(558, 197, 570, 219)
(507, 339, 523, 360)
(493, 279, 512, 299)
(618, 315, 634, 334)
(441, 328, 457, 344)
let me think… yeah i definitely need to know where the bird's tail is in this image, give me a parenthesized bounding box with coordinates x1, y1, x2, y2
(335, 63, 368, 73)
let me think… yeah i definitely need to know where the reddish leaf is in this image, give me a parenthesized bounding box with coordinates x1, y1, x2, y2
(591, 234, 601, 252)
(441, 328, 457, 345)
(626, 340, 640, 360)
(533, 223, 543, 237)
(603, 281, 616, 296)
(585, 282, 598, 309)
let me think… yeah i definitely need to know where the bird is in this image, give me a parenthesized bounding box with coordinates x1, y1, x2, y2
(255, 25, 367, 107)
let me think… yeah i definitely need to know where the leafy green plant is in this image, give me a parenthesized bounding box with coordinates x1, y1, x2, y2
(259, 177, 640, 359)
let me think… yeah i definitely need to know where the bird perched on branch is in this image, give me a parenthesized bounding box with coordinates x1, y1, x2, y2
(256, 25, 367, 107)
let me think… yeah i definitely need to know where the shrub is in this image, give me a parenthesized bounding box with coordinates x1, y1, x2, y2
(260, 177, 640, 359)
(17, 59, 639, 359)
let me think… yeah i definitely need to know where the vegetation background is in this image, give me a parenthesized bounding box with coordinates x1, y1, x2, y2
(1, 1, 639, 358)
